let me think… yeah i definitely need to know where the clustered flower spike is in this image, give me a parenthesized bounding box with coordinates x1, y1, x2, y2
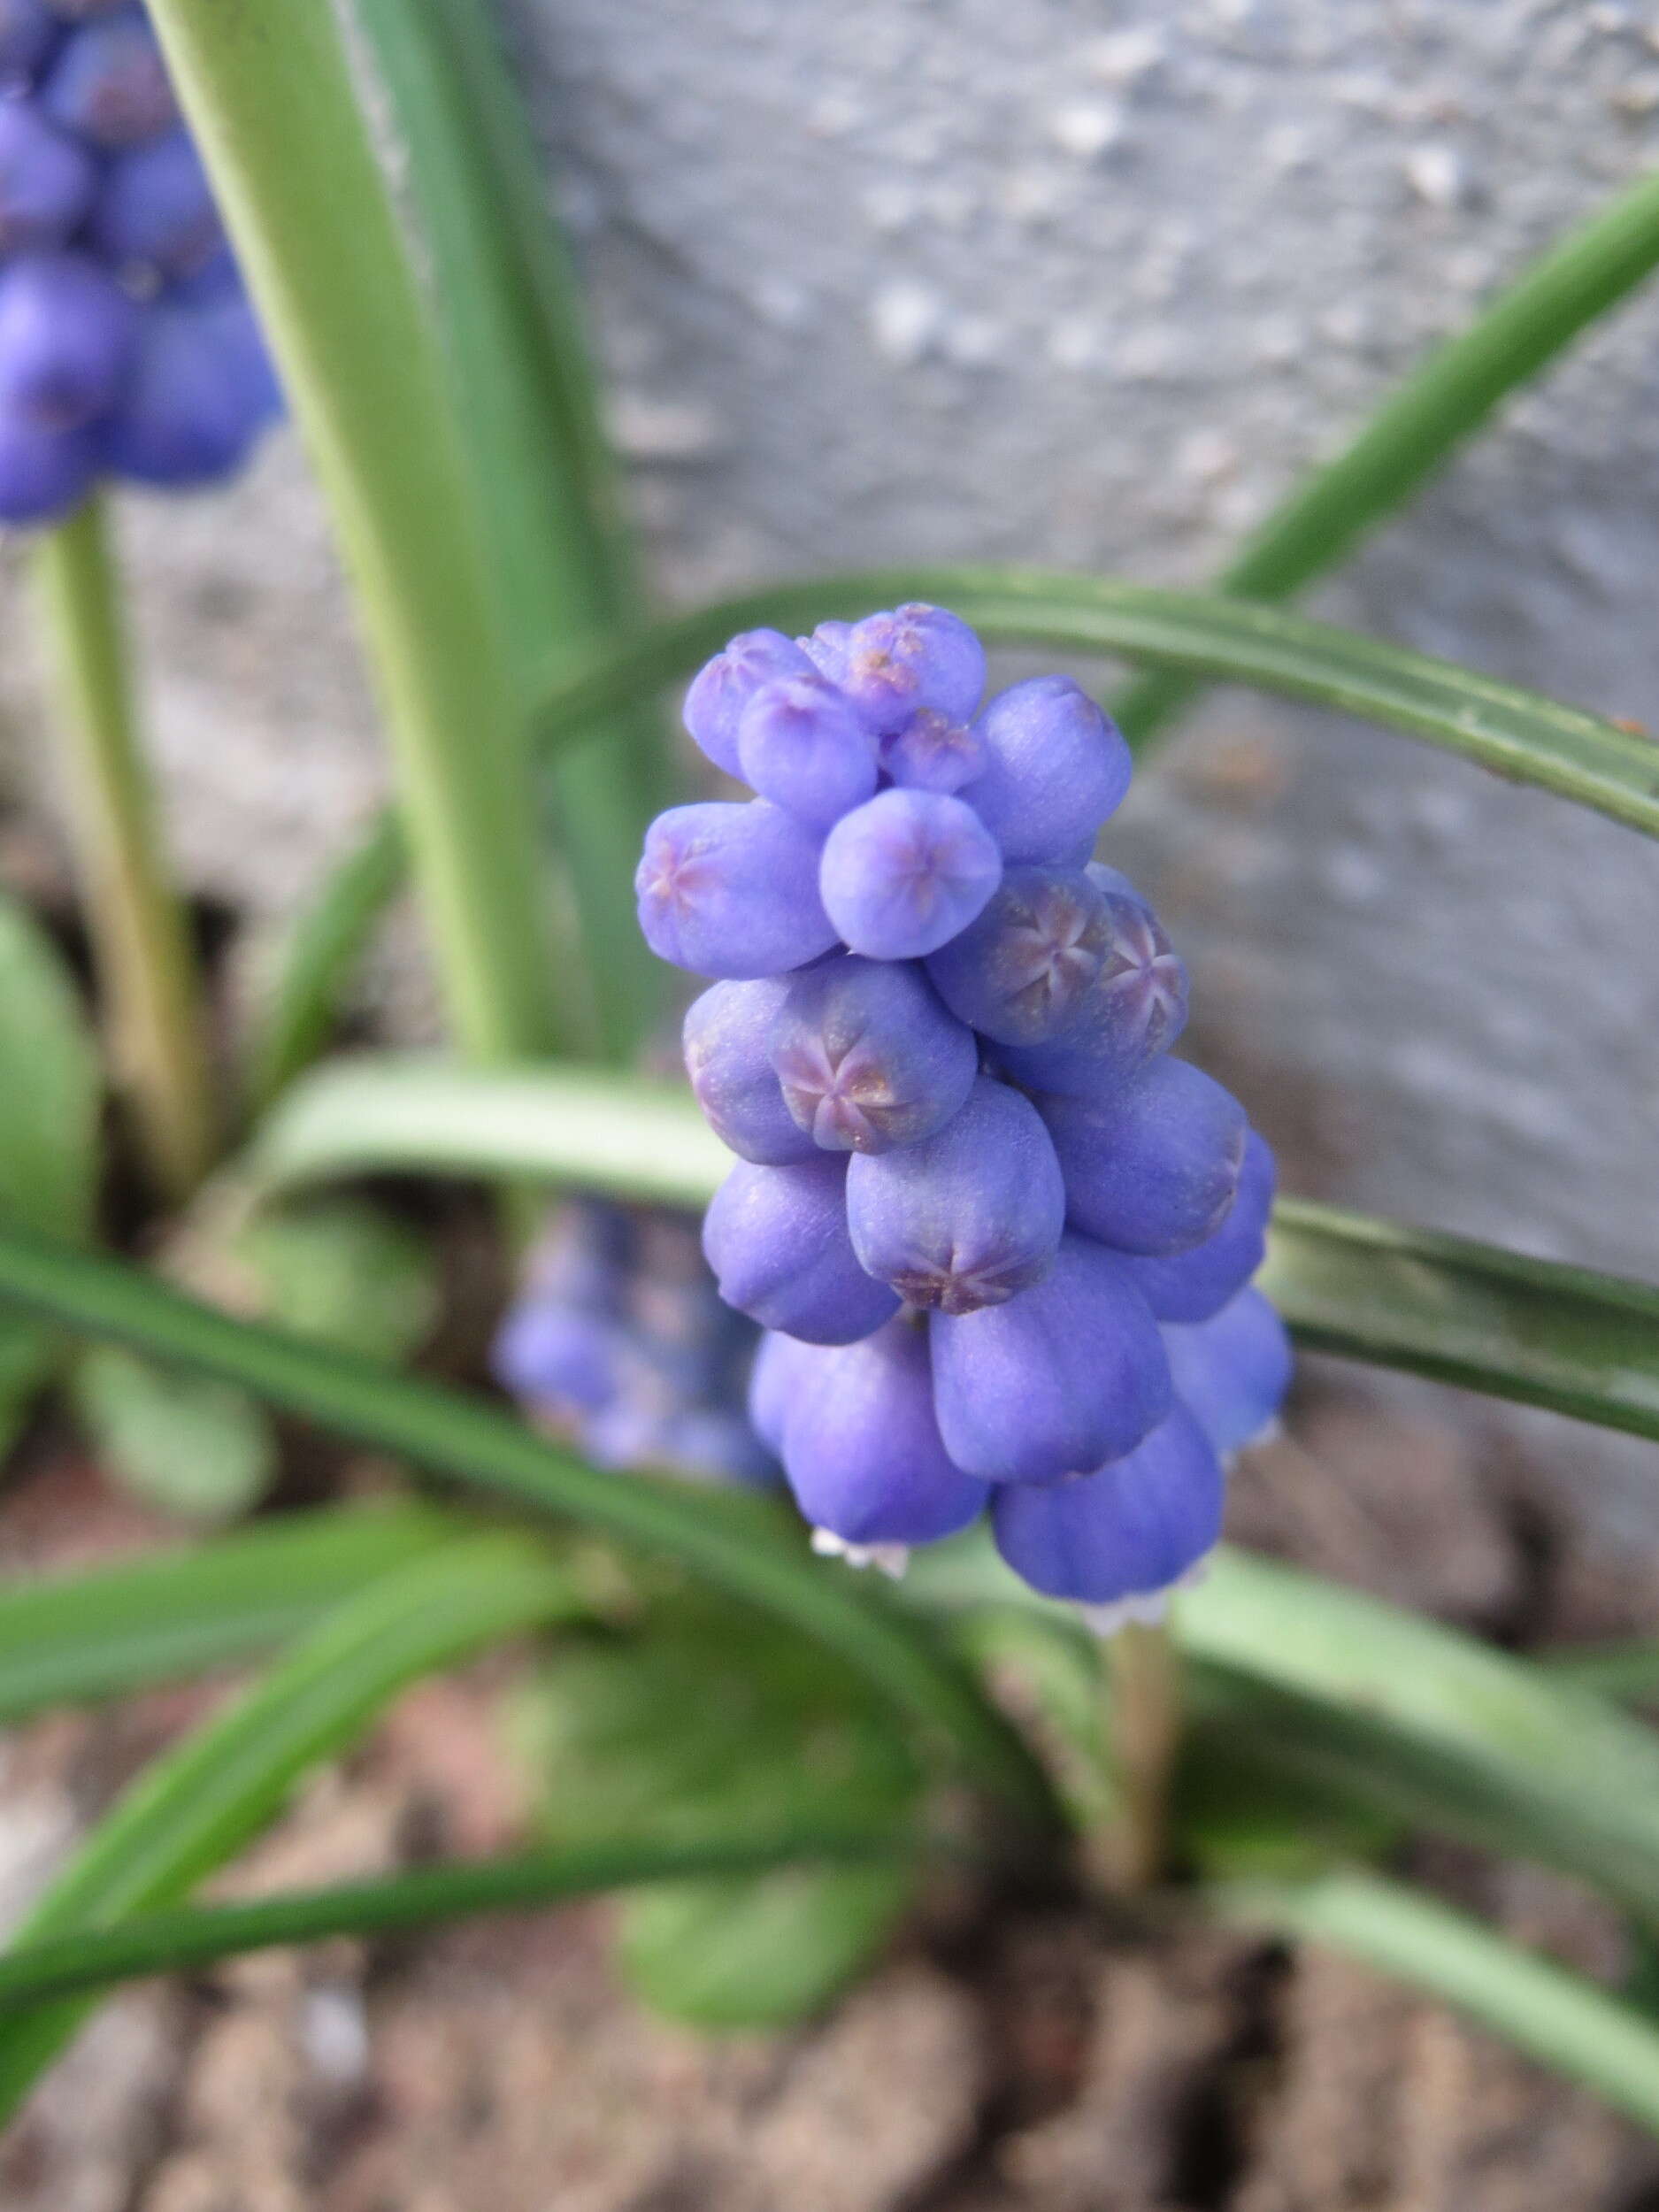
(0, 2, 280, 524)
(492, 1200, 780, 1488)
(637, 603, 1294, 1628)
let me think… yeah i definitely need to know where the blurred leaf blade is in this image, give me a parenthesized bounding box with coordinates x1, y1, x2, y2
(0, 1225, 1059, 1829)
(355, 0, 663, 1061)
(234, 1196, 439, 1369)
(247, 1055, 729, 1210)
(71, 1346, 277, 1525)
(1186, 1548, 1659, 1922)
(1263, 1197, 1659, 1443)
(512, 1596, 923, 2027)
(1213, 1869, 1659, 2136)
(1542, 1640, 1659, 1703)
(1118, 165, 1659, 742)
(248, 1056, 1659, 1443)
(523, 572, 1659, 837)
(0, 1829, 920, 2013)
(0, 1501, 462, 1724)
(256, 566, 1659, 1093)
(0, 891, 101, 1246)
(0, 1533, 586, 2117)
(910, 1534, 1659, 1924)
(619, 1865, 915, 2030)
(242, 814, 404, 1118)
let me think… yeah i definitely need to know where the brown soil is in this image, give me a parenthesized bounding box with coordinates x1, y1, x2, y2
(2, 1381, 1658, 2212)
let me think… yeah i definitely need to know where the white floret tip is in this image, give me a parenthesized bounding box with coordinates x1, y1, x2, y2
(810, 1527, 911, 1579)
(1078, 1552, 1214, 1640)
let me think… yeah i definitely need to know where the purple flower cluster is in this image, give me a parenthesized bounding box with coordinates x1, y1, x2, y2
(637, 603, 1292, 1624)
(0, 1, 280, 523)
(492, 1199, 778, 1489)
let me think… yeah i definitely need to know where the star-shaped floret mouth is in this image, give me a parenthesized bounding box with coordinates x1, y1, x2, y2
(774, 1036, 902, 1150)
(641, 836, 712, 913)
(1099, 902, 1186, 1047)
(889, 1250, 1041, 1314)
(999, 882, 1107, 1025)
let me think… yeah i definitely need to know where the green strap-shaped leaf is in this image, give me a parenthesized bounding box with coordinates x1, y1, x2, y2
(147, 0, 557, 1066)
(252, 561, 1659, 1103)
(242, 819, 403, 1117)
(352, 0, 664, 1062)
(0, 1225, 1057, 1831)
(0, 889, 101, 1245)
(1263, 1197, 1659, 1442)
(1184, 1548, 1659, 1922)
(1541, 1640, 1659, 1702)
(245, 1055, 1659, 1445)
(0, 1534, 585, 2118)
(0, 1829, 921, 2015)
(1117, 164, 1659, 742)
(0, 1502, 459, 1723)
(909, 1535, 1659, 1925)
(522, 572, 1659, 837)
(247, 1055, 729, 1208)
(1212, 1869, 1659, 2137)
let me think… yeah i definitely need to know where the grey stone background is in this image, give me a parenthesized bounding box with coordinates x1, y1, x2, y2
(2, 0, 1656, 1512)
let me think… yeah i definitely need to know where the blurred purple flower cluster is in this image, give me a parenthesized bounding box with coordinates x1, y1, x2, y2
(493, 1199, 778, 1491)
(0, 0, 279, 521)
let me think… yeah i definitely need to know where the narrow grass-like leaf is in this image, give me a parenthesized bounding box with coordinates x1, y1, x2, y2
(909, 1534, 1659, 1924)
(0, 1227, 1057, 1830)
(1263, 1198, 1659, 1442)
(1213, 1869, 1659, 2136)
(72, 1346, 277, 1524)
(1542, 1640, 1659, 1703)
(0, 1502, 460, 1723)
(0, 891, 101, 1245)
(257, 565, 1659, 1093)
(355, 0, 663, 1060)
(242, 816, 403, 1117)
(247, 1056, 729, 1209)
(0, 1534, 584, 2117)
(521, 572, 1659, 837)
(247, 1055, 1659, 1445)
(147, 0, 557, 1065)
(1118, 166, 1659, 743)
(0, 1829, 921, 2013)
(1184, 1549, 1659, 1923)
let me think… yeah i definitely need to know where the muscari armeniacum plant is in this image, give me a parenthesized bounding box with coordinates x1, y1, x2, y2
(493, 1195, 778, 1489)
(0, 0, 280, 518)
(627, 602, 1292, 1623)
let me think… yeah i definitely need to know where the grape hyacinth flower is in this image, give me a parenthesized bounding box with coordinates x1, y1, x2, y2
(493, 1200, 780, 1490)
(637, 602, 1294, 1623)
(0, 2, 281, 525)
(768, 953, 977, 1153)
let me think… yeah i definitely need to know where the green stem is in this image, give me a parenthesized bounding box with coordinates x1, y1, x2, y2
(1099, 1619, 1182, 1892)
(142, 0, 555, 1067)
(35, 495, 215, 1203)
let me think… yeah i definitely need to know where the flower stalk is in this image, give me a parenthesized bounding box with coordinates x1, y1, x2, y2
(35, 494, 215, 1203)
(1099, 1618, 1183, 1892)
